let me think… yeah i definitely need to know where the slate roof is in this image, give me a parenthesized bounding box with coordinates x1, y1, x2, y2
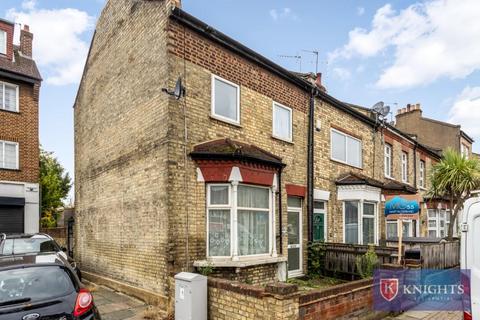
(336, 172, 417, 194)
(0, 46, 41, 83)
(190, 138, 285, 167)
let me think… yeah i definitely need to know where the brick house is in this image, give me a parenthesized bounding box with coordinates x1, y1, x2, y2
(74, 0, 464, 312)
(0, 19, 41, 234)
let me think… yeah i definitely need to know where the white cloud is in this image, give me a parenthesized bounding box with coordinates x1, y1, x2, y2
(269, 8, 297, 21)
(7, 1, 94, 85)
(329, 0, 480, 89)
(448, 86, 480, 138)
(357, 7, 365, 16)
(332, 67, 351, 80)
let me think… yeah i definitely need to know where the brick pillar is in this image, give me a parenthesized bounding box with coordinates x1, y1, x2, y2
(20, 25, 33, 57)
(264, 283, 299, 320)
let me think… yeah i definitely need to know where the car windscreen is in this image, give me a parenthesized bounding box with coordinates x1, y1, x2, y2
(1, 238, 60, 255)
(0, 266, 75, 305)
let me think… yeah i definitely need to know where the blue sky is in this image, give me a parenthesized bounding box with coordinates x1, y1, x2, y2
(1, 0, 480, 200)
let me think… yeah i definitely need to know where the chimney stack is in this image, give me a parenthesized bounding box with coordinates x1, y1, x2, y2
(20, 25, 33, 57)
(315, 72, 326, 92)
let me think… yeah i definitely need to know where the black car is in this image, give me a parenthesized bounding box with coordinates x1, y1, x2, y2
(0, 233, 82, 281)
(0, 252, 101, 320)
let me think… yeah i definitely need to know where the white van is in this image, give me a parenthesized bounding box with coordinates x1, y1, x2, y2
(461, 196, 480, 320)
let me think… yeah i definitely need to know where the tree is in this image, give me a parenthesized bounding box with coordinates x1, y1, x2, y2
(428, 148, 480, 240)
(40, 148, 72, 227)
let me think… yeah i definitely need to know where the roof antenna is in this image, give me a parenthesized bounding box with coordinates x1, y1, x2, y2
(302, 50, 319, 74)
(278, 54, 302, 72)
(372, 101, 391, 127)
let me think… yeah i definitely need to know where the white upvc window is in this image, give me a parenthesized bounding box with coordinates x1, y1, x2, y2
(401, 151, 408, 183)
(428, 209, 450, 238)
(384, 144, 392, 178)
(343, 200, 377, 245)
(211, 74, 240, 125)
(0, 30, 6, 55)
(386, 220, 413, 239)
(0, 81, 19, 112)
(272, 102, 292, 142)
(0, 140, 19, 170)
(207, 183, 273, 258)
(330, 129, 362, 168)
(419, 160, 425, 188)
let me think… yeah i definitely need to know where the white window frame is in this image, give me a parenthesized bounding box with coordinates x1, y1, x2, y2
(0, 81, 20, 113)
(330, 128, 363, 169)
(272, 101, 293, 142)
(211, 74, 240, 125)
(0, 30, 6, 55)
(427, 209, 449, 238)
(419, 160, 425, 188)
(206, 183, 273, 259)
(401, 151, 408, 183)
(384, 144, 392, 178)
(386, 220, 413, 239)
(342, 200, 378, 245)
(0, 140, 19, 170)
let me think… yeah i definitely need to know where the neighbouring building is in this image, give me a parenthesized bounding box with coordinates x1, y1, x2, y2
(395, 103, 474, 158)
(0, 19, 41, 234)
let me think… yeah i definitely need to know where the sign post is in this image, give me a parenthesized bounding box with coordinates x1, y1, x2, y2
(385, 195, 420, 265)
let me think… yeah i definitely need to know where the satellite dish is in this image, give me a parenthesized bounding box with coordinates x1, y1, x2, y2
(162, 77, 186, 100)
(372, 101, 384, 113)
(380, 106, 390, 117)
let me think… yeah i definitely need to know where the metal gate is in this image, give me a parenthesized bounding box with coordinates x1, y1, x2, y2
(67, 217, 75, 257)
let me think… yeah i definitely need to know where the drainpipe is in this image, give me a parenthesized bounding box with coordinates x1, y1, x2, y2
(307, 89, 315, 242)
(278, 167, 283, 254)
(413, 144, 418, 188)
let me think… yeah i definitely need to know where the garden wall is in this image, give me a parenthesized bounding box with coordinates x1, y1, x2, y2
(206, 277, 386, 320)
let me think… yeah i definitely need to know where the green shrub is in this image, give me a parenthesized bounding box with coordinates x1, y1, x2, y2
(307, 241, 327, 277)
(355, 245, 379, 278)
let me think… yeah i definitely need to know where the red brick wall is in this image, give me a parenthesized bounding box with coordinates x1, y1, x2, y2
(0, 78, 40, 183)
(299, 279, 384, 320)
(168, 20, 309, 114)
(0, 21, 14, 60)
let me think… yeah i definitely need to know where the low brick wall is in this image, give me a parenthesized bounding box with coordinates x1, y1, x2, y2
(208, 277, 299, 320)
(40, 227, 67, 247)
(298, 278, 387, 320)
(207, 277, 387, 320)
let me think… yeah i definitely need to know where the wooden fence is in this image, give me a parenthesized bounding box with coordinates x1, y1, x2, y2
(318, 240, 460, 278)
(321, 243, 397, 279)
(421, 241, 460, 269)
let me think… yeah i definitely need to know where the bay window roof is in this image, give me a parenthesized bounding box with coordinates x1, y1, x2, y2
(190, 138, 285, 167)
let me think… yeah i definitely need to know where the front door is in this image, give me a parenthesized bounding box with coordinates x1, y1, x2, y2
(287, 209, 302, 277)
(313, 201, 326, 242)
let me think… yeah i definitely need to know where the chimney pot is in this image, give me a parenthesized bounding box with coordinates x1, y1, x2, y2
(20, 24, 33, 57)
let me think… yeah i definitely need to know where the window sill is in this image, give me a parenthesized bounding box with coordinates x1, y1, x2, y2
(0, 167, 20, 172)
(0, 108, 20, 114)
(194, 255, 287, 268)
(330, 158, 363, 170)
(210, 114, 242, 128)
(271, 135, 293, 145)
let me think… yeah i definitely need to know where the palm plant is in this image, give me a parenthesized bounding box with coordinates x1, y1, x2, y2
(428, 148, 480, 240)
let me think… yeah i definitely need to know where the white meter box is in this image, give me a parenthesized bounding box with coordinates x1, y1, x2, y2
(174, 272, 207, 320)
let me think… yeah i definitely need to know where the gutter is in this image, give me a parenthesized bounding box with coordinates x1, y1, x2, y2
(0, 70, 40, 84)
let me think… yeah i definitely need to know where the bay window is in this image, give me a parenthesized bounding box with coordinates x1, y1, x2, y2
(344, 201, 377, 245)
(428, 209, 451, 238)
(207, 183, 272, 258)
(331, 129, 362, 168)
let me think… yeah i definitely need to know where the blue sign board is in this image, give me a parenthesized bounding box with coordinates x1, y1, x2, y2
(385, 195, 419, 220)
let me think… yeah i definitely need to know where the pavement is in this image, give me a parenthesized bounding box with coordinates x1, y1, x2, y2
(386, 302, 462, 320)
(89, 283, 151, 320)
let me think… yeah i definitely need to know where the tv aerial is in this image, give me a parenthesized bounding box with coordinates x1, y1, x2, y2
(162, 77, 186, 100)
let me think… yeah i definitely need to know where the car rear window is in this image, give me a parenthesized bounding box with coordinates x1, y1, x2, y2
(1, 238, 59, 255)
(0, 266, 75, 305)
